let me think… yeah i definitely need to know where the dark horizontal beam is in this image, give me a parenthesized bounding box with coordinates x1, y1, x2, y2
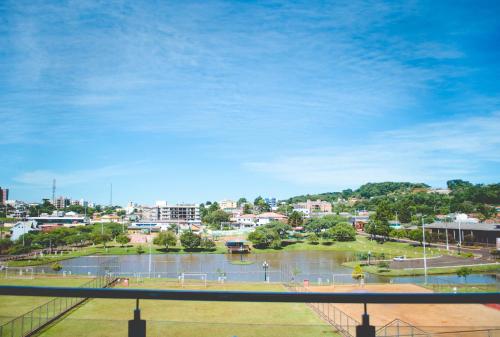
(0, 286, 499, 304)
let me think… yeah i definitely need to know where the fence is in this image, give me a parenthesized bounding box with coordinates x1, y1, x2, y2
(376, 319, 430, 337)
(292, 285, 360, 337)
(309, 301, 360, 337)
(0, 275, 115, 337)
(427, 276, 500, 293)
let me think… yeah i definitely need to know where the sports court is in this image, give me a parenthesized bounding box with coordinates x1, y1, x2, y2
(306, 283, 500, 335)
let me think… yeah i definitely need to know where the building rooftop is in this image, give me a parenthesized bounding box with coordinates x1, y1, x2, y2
(427, 221, 500, 231)
(257, 212, 287, 218)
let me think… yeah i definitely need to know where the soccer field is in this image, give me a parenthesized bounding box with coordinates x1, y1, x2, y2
(36, 279, 339, 337)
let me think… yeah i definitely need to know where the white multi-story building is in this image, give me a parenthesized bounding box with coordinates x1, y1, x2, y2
(160, 204, 200, 223)
(219, 199, 237, 210)
(139, 203, 200, 225)
(141, 206, 160, 221)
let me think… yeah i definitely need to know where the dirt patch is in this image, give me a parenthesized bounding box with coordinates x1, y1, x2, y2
(306, 283, 500, 334)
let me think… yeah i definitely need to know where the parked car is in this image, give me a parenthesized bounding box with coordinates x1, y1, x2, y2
(393, 256, 406, 261)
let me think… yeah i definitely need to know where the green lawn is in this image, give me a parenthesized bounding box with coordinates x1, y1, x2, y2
(8, 243, 228, 267)
(37, 280, 339, 337)
(343, 261, 500, 276)
(252, 235, 451, 258)
(424, 283, 499, 293)
(0, 276, 94, 324)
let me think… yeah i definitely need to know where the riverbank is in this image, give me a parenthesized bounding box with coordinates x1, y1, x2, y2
(342, 260, 500, 276)
(252, 236, 453, 258)
(6, 235, 456, 267)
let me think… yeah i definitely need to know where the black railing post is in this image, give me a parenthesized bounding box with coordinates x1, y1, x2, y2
(356, 303, 375, 337)
(128, 298, 146, 337)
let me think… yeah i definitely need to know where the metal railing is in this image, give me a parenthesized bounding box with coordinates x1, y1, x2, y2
(309, 301, 360, 337)
(376, 319, 430, 337)
(0, 275, 115, 337)
(0, 286, 498, 337)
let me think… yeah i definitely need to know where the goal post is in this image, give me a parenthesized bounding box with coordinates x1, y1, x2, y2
(4, 267, 35, 279)
(332, 273, 364, 287)
(179, 273, 208, 287)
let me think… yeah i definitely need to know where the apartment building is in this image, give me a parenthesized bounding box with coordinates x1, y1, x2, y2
(141, 206, 160, 221)
(54, 196, 71, 209)
(219, 199, 237, 210)
(0, 187, 8, 205)
(139, 203, 200, 225)
(160, 204, 200, 222)
(293, 199, 332, 214)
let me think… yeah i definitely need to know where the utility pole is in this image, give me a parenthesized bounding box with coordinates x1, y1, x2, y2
(422, 216, 427, 284)
(110, 183, 113, 207)
(457, 219, 462, 254)
(148, 223, 152, 278)
(445, 219, 449, 251)
(52, 179, 56, 205)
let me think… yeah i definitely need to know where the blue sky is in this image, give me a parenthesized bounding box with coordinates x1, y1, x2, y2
(0, 0, 499, 205)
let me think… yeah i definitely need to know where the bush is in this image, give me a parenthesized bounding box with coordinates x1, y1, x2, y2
(116, 234, 131, 247)
(270, 239, 282, 249)
(307, 233, 319, 245)
(51, 262, 62, 271)
(327, 222, 356, 241)
(180, 231, 201, 249)
(136, 245, 145, 254)
(153, 231, 177, 251)
(457, 267, 472, 279)
(248, 227, 281, 249)
(200, 238, 216, 251)
(378, 261, 390, 269)
(352, 264, 364, 279)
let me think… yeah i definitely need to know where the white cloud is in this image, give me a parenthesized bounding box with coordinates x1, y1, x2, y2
(244, 112, 500, 187)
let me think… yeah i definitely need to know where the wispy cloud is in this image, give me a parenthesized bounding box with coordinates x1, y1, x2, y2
(0, 0, 478, 141)
(244, 112, 500, 187)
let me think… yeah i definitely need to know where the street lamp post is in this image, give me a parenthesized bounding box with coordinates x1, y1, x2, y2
(422, 216, 427, 285)
(457, 220, 462, 255)
(262, 261, 269, 282)
(445, 219, 449, 251)
(148, 224, 153, 279)
(239, 245, 244, 262)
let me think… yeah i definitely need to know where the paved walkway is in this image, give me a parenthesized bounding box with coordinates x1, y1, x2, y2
(360, 232, 499, 270)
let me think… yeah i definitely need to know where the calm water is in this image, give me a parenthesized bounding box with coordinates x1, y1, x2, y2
(35, 251, 499, 285)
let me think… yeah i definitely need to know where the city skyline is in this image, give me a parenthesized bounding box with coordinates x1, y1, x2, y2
(1, 0, 499, 205)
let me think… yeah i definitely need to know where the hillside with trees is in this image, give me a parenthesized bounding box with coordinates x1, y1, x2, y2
(284, 180, 499, 223)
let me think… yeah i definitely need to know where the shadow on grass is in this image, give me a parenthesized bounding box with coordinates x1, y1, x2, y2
(182, 248, 217, 253)
(157, 247, 182, 253)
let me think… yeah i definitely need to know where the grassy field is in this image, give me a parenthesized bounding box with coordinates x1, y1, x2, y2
(424, 283, 499, 293)
(36, 280, 339, 337)
(0, 276, 93, 324)
(343, 261, 500, 276)
(252, 235, 450, 258)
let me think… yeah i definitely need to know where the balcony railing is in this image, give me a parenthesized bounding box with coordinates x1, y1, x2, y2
(0, 284, 498, 337)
